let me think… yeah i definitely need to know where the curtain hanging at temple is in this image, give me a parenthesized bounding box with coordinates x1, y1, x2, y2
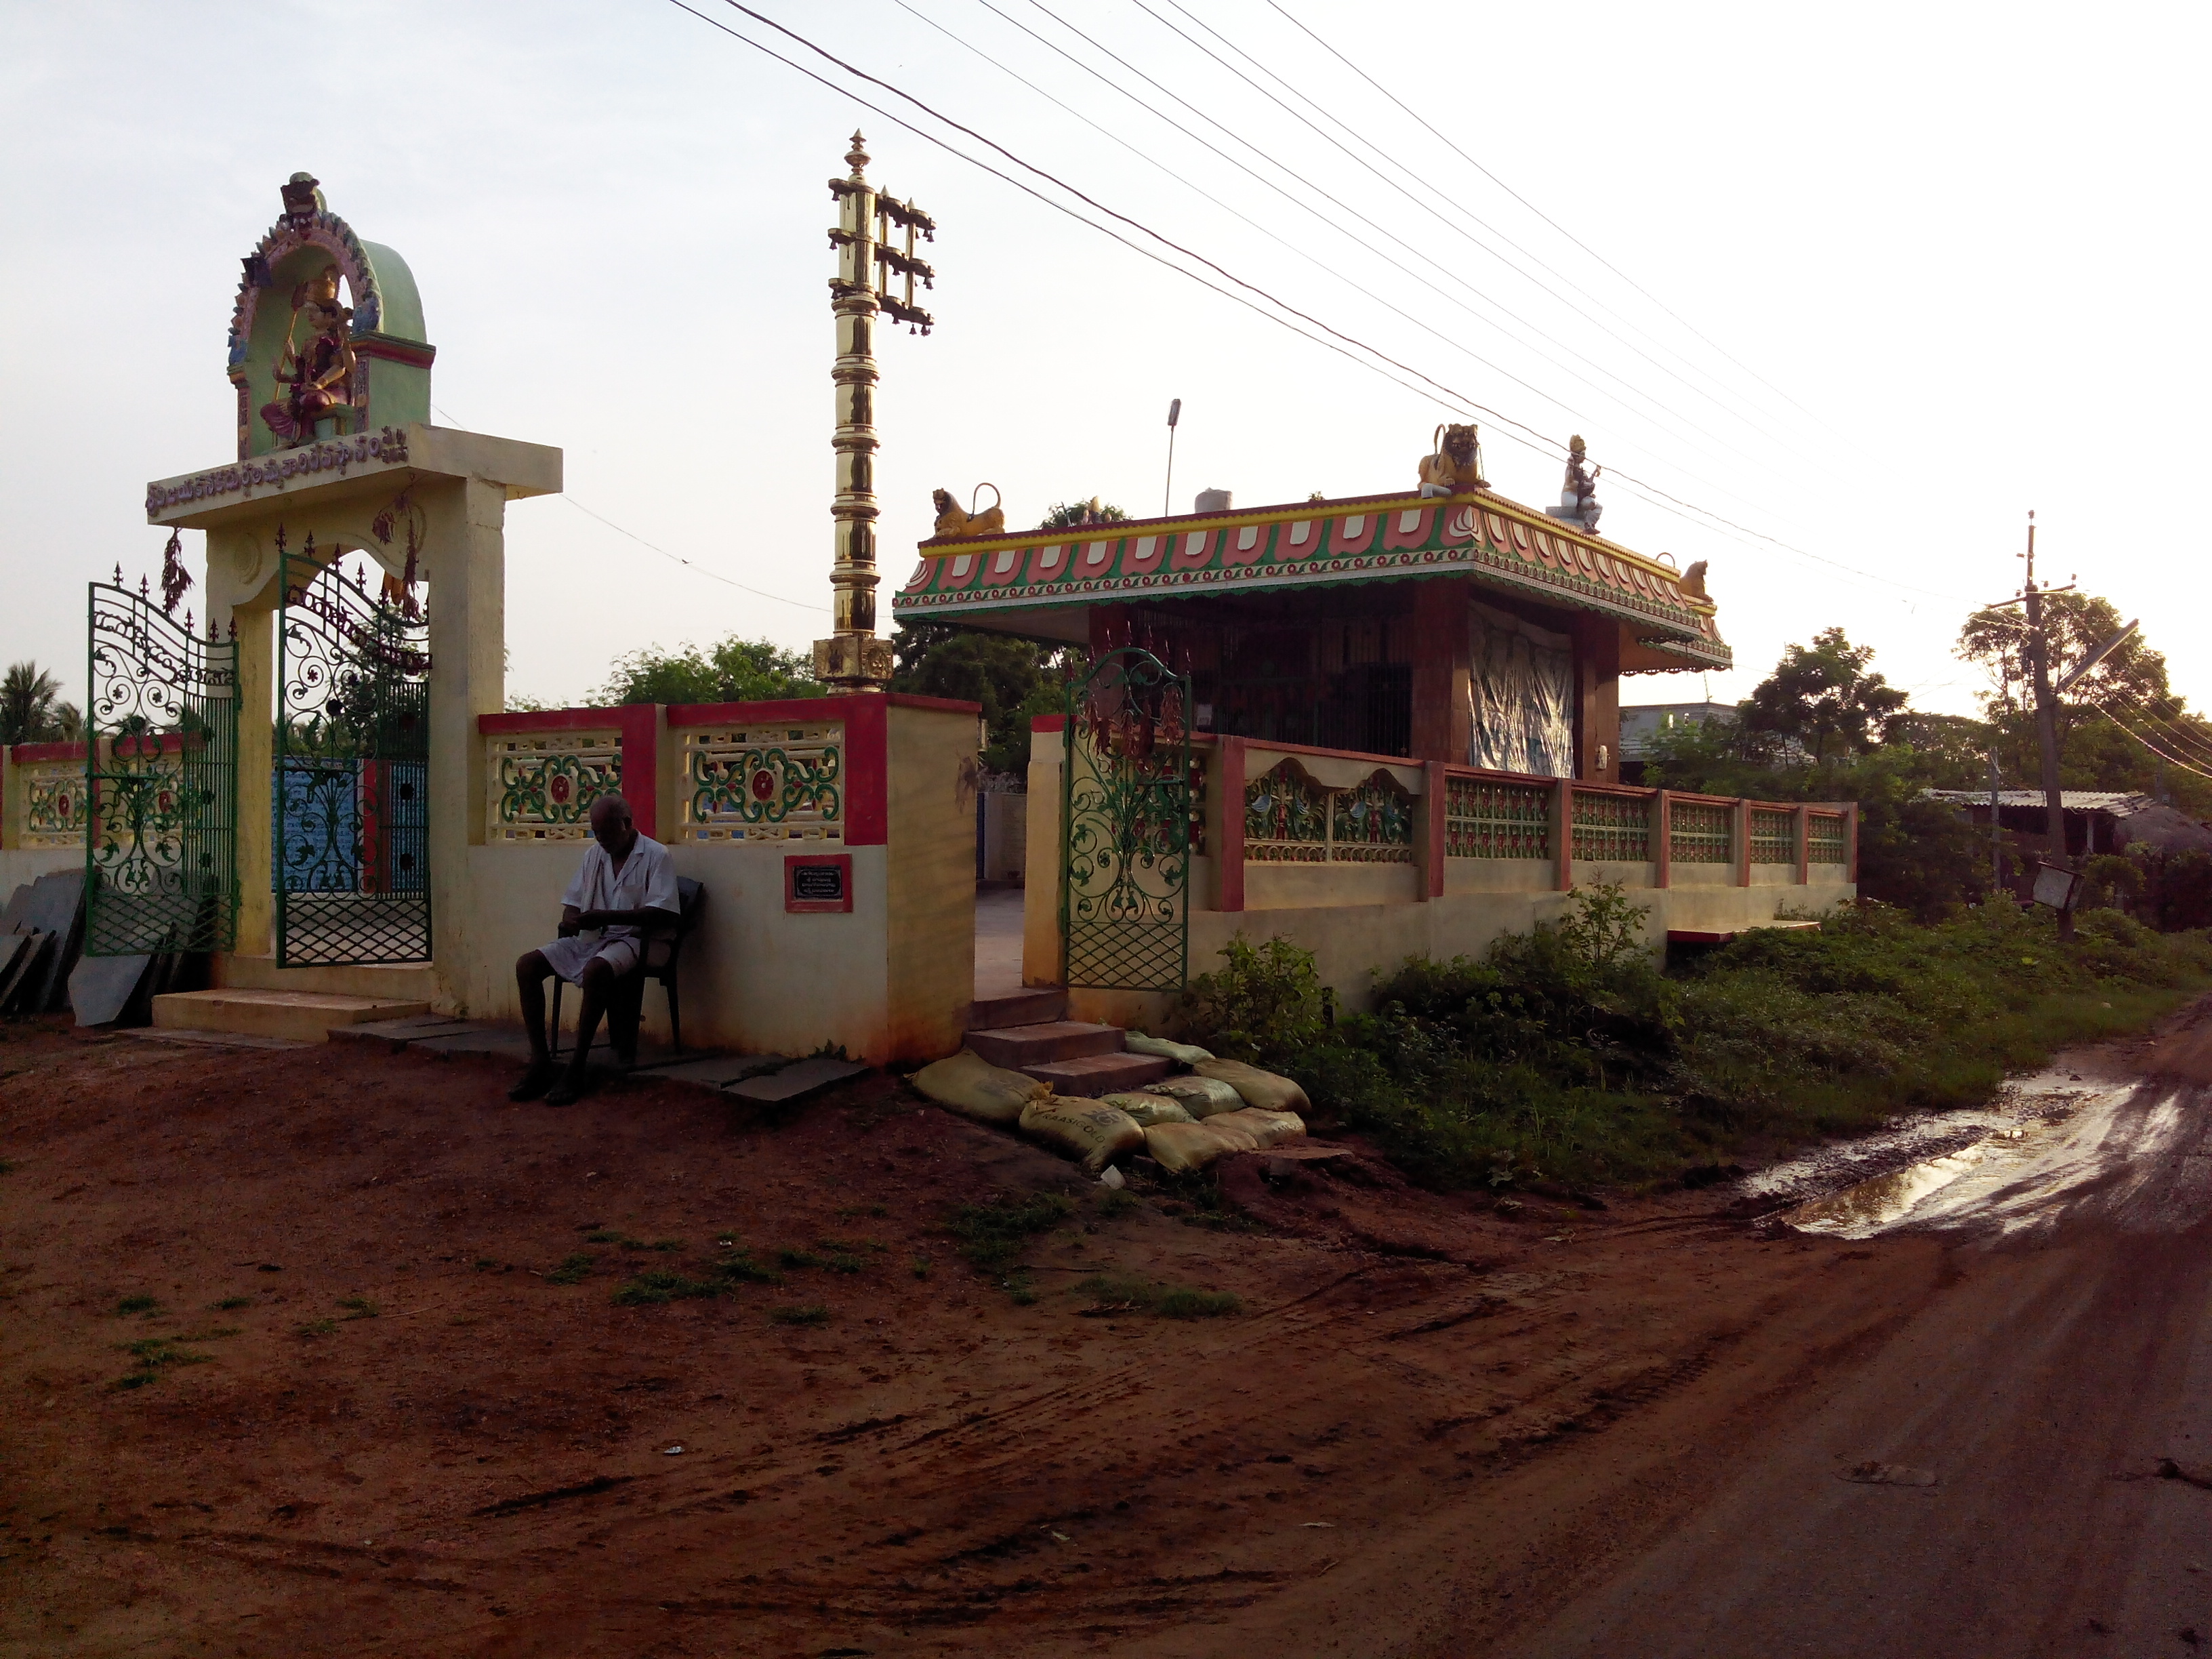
(1467, 601, 1573, 778)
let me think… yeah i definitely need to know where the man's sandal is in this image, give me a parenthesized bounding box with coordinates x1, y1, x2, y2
(507, 1061, 558, 1103)
(544, 1072, 590, 1108)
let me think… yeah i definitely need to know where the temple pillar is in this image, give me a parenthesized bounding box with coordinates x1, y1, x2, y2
(1408, 577, 1471, 763)
(1573, 617, 1622, 782)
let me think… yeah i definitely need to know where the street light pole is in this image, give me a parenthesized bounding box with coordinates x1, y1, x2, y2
(1163, 398, 1181, 518)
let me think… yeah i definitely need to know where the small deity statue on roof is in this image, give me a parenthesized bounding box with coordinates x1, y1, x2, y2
(1562, 434, 1601, 532)
(1416, 424, 1488, 497)
(260, 264, 358, 446)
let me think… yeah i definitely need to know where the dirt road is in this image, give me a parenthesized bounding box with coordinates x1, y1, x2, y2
(1140, 1046, 2212, 1658)
(0, 1010, 2206, 1656)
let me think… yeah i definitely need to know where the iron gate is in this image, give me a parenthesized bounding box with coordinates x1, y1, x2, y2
(83, 579, 239, 956)
(274, 537, 431, 966)
(1061, 646, 1193, 991)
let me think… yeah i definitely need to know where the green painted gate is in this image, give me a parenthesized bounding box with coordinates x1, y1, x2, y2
(274, 537, 432, 966)
(1061, 646, 1193, 991)
(83, 577, 239, 956)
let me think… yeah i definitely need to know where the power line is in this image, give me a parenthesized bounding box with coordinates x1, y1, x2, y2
(1016, 0, 1808, 517)
(561, 499, 830, 613)
(1263, 0, 1859, 455)
(1130, 0, 1823, 489)
(432, 403, 830, 611)
(1160, 0, 1776, 433)
(669, 0, 1967, 601)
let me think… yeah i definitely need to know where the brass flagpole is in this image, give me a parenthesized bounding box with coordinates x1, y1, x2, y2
(815, 132, 935, 689)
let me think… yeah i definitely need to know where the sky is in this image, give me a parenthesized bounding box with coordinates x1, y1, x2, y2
(3, 0, 2207, 726)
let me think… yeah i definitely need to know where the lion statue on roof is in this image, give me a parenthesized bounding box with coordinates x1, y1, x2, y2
(1416, 424, 1487, 496)
(930, 483, 1005, 540)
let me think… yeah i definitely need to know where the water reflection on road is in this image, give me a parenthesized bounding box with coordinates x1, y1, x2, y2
(1771, 1069, 2211, 1240)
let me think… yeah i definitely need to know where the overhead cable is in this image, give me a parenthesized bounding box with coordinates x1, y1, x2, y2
(666, 0, 1967, 600)
(1263, 0, 1859, 453)
(1130, 0, 1821, 485)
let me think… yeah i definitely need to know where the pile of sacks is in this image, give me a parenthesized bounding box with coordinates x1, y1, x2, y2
(911, 1033, 1310, 1176)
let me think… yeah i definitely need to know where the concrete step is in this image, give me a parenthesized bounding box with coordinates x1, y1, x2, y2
(1021, 1051, 1174, 1095)
(966, 1020, 1124, 1070)
(152, 988, 432, 1044)
(968, 988, 1067, 1031)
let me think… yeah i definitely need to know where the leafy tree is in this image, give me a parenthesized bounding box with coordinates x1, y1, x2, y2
(1036, 497, 1129, 531)
(884, 497, 1123, 773)
(889, 621, 1071, 775)
(1642, 634, 1982, 919)
(1957, 594, 2212, 815)
(1, 661, 81, 745)
(1740, 628, 1906, 764)
(596, 636, 823, 707)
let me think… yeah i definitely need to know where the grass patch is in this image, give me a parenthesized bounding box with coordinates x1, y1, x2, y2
(472, 1258, 500, 1272)
(210, 1296, 253, 1311)
(836, 1203, 889, 1219)
(1094, 1188, 1141, 1220)
(610, 1269, 721, 1306)
(115, 1295, 161, 1317)
(338, 1298, 380, 1321)
(610, 1244, 785, 1307)
(769, 1304, 830, 1327)
(647, 1239, 684, 1253)
(1180, 891, 2212, 1189)
(117, 1328, 236, 1384)
(944, 1192, 1076, 1274)
(545, 1254, 598, 1286)
(294, 1319, 338, 1338)
(0, 1159, 15, 1176)
(910, 1253, 933, 1280)
(777, 1247, 825, 1270)
(1076, 1271, 1241, 1319)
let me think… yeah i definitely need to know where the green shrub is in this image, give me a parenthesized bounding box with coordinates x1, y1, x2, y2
(1180, 886, 2212, 1188)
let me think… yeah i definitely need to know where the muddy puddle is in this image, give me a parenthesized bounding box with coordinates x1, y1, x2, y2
(1746, 1068, 2207, 1240)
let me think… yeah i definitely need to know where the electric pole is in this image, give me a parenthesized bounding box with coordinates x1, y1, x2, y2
(815, 132, 935, 689)
(2021, 512, 2068, 874)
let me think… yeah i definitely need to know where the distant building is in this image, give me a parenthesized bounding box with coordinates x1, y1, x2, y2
(1923, 789, 2212, 861)
(1619, 700, 1736, 783)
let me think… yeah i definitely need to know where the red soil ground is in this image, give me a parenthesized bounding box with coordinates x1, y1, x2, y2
(0, 1019, 1949, 1657)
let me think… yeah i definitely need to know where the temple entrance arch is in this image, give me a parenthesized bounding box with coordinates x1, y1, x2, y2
(83, 578, 240, 957)
(272, 537, 432, 966)
(1061, 647, 1193, 992)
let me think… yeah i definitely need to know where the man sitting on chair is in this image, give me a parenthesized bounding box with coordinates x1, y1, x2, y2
(510, 793, 680, 1106)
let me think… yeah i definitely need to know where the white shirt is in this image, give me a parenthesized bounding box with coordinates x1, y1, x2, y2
(560, 834, 680, 942)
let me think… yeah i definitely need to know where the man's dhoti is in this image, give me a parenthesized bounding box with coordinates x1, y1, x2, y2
(538, 932, 641, 985)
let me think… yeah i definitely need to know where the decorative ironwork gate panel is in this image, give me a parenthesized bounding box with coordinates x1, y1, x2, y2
(84, 581, 239, 956)
(1061, 647, 1192, 991)
(274, 540, 432, 965)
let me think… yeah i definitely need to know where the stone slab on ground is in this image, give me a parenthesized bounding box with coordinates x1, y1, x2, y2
(328, 1016, 485, 1054)
(0, 933, 28, 984)
(70, 954, 151, 1027)
(119, 1027, 311, 1051)
(653, 1053, 792, 1089)
(407, 1029, 538, 1061)
(725, 1057, 868, 1105)
(0, 932, 52, 1010)
(153, 989, 433, 1042)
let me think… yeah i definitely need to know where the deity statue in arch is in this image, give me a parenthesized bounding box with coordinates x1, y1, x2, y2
(260, 264, 359, 445)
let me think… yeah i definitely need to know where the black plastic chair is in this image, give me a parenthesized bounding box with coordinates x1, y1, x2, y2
(552, 877, 705, 1065)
